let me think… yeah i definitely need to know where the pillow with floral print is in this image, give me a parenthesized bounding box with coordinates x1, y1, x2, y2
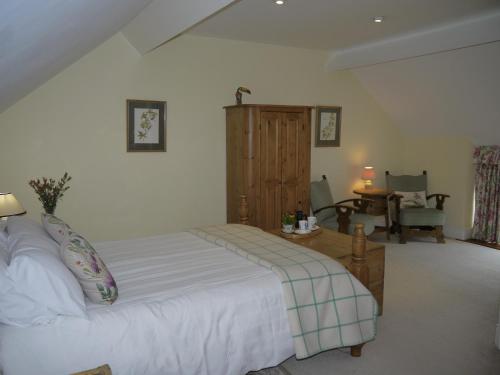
(42, 214, 70, 244)
(395, 191, 428, 208)
(60, 231, 118, 304)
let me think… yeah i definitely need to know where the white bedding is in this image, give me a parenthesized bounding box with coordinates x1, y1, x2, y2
(0, 232, 294, 375)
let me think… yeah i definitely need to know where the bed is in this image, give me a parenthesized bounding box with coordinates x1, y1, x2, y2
(0, 208, 377, 374)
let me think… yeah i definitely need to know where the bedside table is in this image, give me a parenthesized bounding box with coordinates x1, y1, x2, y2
(353, 188, 391, 239)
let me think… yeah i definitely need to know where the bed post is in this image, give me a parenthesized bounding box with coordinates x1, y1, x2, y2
(239, 195, 249, 225)
(350, 223, 368, 357)
(351, 223, 369, 287)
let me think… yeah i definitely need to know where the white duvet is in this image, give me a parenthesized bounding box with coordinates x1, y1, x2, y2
(0, 232, 294, 375)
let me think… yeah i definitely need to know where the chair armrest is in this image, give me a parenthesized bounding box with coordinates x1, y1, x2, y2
(387, 192, 403, 202)
(335, 198, 374, 214)
(333, 199, 373, 234)
(426, 194, 450, 210)
(313, 205, 337, 215)
(313, 199, 373, 234)
(312, 204, 352, 234)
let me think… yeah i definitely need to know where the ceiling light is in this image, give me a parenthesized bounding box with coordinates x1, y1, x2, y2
(373, 16, 384, 23)
(275, 0, 285, 5)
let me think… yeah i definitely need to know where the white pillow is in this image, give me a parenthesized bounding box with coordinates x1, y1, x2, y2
(0, 237, 49, 326)
(395, 191, 428, 208)
(0, 217, 87, 327)
(0, 249, 57, 327)
(7, 216, 47, 239)
(41, 213, 70, 244)
(4, 249, 87, 326)
(8, 217, 60, 258)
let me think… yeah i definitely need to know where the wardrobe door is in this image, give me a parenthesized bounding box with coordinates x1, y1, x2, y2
(259, 111, 282, 229)
(281, 111, 309, 215)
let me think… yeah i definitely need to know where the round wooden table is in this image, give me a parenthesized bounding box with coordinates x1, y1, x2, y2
(353, 188, 391, 239)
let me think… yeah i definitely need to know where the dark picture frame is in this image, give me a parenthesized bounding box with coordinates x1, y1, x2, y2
(127, 99, 166, 152)
(315, 106, 342, 147)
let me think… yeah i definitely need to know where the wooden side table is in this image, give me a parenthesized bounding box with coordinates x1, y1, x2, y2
(268, 228, 385, 315)
(353, 188, 391, 239)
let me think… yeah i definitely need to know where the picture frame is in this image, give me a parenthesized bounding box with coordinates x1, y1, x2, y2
(315, 106, 342, 147)
(127, 99, 166, 152)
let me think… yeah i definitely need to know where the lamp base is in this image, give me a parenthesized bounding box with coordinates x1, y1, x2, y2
(364, 181, 373, 189)
(0, 217, 7, 231)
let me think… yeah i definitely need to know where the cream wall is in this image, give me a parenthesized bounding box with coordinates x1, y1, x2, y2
(0, 33, 402, 241)
(402, 136, 475, 239)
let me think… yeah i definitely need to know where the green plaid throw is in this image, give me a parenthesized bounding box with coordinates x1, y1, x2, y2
(190, 224, 377, 359)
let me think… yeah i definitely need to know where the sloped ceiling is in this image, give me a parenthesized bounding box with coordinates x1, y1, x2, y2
(122, 0, 237, 54)
(352, 41, 500, 145)
(2, 0, 500, 146)
(0, 0, 240, 113)
(0, 0, 153, 113)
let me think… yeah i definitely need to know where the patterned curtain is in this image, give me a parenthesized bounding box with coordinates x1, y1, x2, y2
(472, 146, 500, 243)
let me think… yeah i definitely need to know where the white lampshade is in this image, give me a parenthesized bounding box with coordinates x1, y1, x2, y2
(0, 193, 26, 217)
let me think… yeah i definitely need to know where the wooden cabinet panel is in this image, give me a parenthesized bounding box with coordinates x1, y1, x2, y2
(281, 112, 301, 215)
(296, 112, 311, 216)
(226, 105, 311, 230)
(260, 111, 282, 229)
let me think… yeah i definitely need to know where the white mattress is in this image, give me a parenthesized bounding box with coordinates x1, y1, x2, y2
(0, 232, 294, 375)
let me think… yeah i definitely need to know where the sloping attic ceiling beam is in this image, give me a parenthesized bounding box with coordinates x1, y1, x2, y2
(327, 11, 500, 71)
(122, 0, 237, 54)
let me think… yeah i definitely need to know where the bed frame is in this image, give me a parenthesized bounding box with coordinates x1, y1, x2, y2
(238, 194, 369, 357)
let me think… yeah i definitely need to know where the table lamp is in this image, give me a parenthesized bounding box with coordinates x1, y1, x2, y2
(0, 193, 26, 221)
(361, 166, 376, 189)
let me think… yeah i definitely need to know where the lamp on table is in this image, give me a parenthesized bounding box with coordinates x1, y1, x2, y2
(361, 166, 376, 189)
(0, 193, 26, 229)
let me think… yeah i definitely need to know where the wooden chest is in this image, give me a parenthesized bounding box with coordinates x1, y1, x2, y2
(268, 228, 385, 314)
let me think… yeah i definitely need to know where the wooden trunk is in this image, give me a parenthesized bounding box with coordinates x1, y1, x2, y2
(226, 105, 312, 230)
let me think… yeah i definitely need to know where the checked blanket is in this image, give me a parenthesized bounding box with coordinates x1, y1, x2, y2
(190, 224, 377, 359)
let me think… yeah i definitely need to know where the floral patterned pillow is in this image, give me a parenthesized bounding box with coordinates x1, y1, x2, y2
(396, 191, 428, 209)
(60, 231, 118, 304)
(42, 214, 70, 244)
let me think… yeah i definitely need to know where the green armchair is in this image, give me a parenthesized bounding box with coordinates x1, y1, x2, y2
(310, 175, 375, 235)
(385, 170, 450, 244)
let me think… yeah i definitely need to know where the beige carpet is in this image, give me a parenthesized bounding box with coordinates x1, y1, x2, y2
(278, 236, 500, 375)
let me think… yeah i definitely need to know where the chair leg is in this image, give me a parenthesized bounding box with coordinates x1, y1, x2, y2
(399, 225, 409, 244)
(435, 225, 445, 243)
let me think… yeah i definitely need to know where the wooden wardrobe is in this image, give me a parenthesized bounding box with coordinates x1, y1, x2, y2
(226, 104, 312, 230)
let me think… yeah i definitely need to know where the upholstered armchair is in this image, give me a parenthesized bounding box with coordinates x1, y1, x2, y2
(385, 170, 450, 244)
(310, 175, 375, 235)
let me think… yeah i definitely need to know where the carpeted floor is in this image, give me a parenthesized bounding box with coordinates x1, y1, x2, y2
(279, 236, 500, 375)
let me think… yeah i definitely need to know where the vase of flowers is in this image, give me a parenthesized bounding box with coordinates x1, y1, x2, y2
(28, 172, 72, 214)
(282, 212, 295, 233)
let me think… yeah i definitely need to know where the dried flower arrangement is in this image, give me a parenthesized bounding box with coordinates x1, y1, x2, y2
(28, 172, 72, 214)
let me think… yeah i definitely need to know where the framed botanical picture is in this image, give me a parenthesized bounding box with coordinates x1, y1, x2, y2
(127, 99, 166, 152)
(315, 106, 342, 147)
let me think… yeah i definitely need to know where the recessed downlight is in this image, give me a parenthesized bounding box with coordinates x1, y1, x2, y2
(275, 0, 285, 5)
(373, 16, 384, 23)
